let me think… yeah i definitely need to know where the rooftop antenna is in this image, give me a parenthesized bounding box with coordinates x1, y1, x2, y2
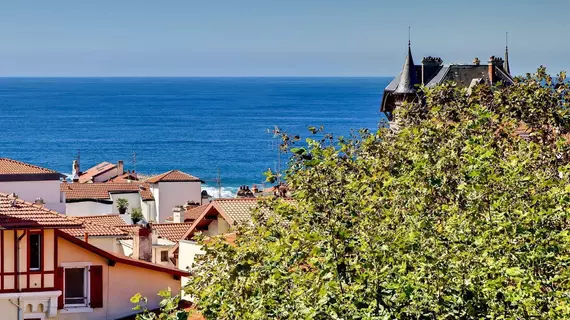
(408, 26, 411, 47)
(216, 168, 222, 198)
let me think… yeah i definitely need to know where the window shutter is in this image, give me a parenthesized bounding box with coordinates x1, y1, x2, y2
(89, 265, 104, 308)
(55, 267, 64, 309)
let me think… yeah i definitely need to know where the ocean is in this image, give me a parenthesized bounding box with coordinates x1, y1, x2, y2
(0, 77, 390, 196)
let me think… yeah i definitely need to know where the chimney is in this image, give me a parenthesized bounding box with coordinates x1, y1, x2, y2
(117, 160, 124, 177)
(487, 56, 504, 84)
(72, 160, 80, 182)
(473, 57, 481, 65)
(172, 205, 183, 223)
(421, 56, 443, 85)
(84, 232, 89, 243)
(132, 224, 152, 262)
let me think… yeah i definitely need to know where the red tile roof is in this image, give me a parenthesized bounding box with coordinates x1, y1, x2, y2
(151, 223, 194, 243)
(184, 204, 209, 222)
(60, 219, 128, 237)
(0, 193, 82, 228)
(108, 172, 139, 183)
(56, 229, 189, 277)
(118, 223, 193, 243)
(79, 162, 117, 183)
(146, 170, 202, 183)
(61, 182, 154, 201)
(78, 214, 129, 226)
(0, 158, 60, 174)
(166, 204, 209, 223)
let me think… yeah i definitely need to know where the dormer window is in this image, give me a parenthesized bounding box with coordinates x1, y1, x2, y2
(29, 231, 41, 271)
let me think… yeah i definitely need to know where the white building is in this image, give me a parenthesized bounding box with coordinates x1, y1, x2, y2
(0, 158, 66, 213)
(61, 181, 157, 219)
(146, 170, 204, 223)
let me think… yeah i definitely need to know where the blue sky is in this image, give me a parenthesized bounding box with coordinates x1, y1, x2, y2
(0, 0, 567, 76)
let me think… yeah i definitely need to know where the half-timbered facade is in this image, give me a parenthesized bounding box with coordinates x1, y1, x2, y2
(0, 193, 188, 320)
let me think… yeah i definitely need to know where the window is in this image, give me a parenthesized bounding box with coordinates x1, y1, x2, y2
(161, 251, 168, 262)
(64, 267, 88, 307)
(29, 233, 41, 271)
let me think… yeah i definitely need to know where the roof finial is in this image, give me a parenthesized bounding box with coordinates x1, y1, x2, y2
(408, 26, 411, 47)
(504, 31, 511, 75)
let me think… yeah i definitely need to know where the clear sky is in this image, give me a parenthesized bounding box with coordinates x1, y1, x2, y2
(0, 0, 567, 77)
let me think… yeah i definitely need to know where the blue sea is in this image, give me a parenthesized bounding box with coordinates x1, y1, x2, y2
(0, 77, 389, 196)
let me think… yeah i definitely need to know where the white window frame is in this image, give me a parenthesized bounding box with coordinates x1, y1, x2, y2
(61, 262, 92, 311)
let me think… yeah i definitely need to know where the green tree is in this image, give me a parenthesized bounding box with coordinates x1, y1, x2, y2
(160, 68, 570, 319)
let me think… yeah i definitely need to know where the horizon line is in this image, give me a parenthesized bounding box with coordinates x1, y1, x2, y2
(0, 75, 394, 79)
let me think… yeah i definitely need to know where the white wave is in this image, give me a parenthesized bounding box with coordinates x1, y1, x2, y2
(202, 185, 237, 198)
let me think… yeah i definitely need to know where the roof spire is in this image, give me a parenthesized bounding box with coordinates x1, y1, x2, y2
(504, 32, 511, 74)
(394, 28, 418, 95)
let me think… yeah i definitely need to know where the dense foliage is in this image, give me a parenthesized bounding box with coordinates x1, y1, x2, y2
(152, 68, 570, 319)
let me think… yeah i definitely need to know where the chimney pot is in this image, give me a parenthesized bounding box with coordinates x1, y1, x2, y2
(34, 198, 45, 207)
(473, 57, 480, 65)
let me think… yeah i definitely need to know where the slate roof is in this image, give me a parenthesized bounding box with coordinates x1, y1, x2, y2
(394, 45, 419, 94)
(425, 65, 513, 88)
(79, 162, 117, 183)
(61, 182, 154, 201)
(146, 170, 202, 183)
(0, 193, 82, 228)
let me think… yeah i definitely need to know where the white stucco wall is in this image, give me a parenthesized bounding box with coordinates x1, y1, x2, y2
(154, 181, 202, 223)
(206, 217, 230, 237)
(0, 180, 65, 213)
(141, 200, 157, 222)
(65, 201, 112, 217)
(85, 237, 121, 254)
(178, 240, 205, 298)
(109, 192, 141, 214)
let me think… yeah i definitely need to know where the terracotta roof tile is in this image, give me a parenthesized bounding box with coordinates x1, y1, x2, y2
(146, 170, 202, 183)
(108, 172, 139, 183)
(78, 214, 129, 226)
(0, 158, 60, 175)
(151, 223, 194, 242)
(79, 162, 116, 183)
(0, 193, 82, 228)
(60, 219, 128, 237)
(184, 204, 209, 222)
(61, 182, 154, 201)
(213, 198, 265, 224)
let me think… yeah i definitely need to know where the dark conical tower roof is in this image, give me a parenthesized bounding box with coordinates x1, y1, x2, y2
(394, 42, 419, 94)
